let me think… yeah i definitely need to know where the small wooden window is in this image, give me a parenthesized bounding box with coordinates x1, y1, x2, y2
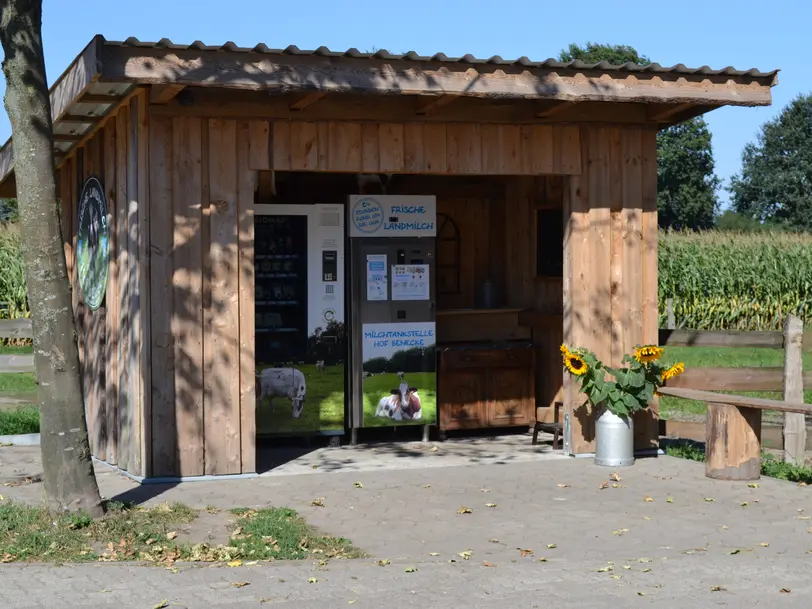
(535, 208, 563, 278)
(436, 213, 461, 295)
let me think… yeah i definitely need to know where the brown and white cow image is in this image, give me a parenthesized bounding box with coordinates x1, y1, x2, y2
(375, 382, 422, 421)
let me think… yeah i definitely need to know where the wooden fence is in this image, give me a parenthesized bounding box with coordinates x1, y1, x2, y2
(0, 318, 33, 374)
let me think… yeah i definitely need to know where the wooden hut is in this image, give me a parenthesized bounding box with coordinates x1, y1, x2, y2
(0, 36, 777, 479)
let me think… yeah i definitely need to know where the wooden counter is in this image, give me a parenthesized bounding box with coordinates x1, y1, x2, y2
(437, 341, 535, 438)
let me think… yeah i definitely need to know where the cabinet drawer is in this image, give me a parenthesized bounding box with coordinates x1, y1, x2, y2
(442, 347, 534, 369)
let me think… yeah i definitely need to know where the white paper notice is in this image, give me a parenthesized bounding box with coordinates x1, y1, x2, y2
(366, 254, 388, 301)
(391, 264, 430, 301)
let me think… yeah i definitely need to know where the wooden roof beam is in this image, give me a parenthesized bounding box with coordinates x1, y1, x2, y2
(647, 102, 697, 123)
(288, 90, 328, 111)
(60, 114, 102, 124)
(52, 133, 83, 142)
(415, 94, 460, 115)
(536, 100, 580, 118)
(150, 84, 186, 104)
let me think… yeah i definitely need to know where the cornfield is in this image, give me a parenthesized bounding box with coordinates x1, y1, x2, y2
(0, 224, 27, 320)
(659, 229, 812, 331)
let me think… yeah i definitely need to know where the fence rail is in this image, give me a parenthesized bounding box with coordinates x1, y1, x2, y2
(0, 318, 32, 340)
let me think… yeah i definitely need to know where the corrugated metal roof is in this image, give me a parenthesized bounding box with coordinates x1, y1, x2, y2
(106, 37, 779, 81)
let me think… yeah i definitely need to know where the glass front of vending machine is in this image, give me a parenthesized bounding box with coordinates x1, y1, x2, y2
(254, 204, 346, 441)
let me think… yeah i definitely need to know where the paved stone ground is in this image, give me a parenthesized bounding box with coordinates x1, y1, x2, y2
(1, 441, 812, 608)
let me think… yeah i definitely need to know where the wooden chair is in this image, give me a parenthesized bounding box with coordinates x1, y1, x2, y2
(532, 401, 563, 449)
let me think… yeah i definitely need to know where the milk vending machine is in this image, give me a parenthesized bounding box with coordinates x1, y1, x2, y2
(347, 195, 437, 441)
(254, 204, 346, 440)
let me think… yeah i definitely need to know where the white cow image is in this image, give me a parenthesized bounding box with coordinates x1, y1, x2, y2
(256, 367, 307, 418)
(375, 382, 422, 421)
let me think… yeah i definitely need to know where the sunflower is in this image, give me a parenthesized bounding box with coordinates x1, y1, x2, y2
(661, 362, 685, 382)
(634, 345, 664, 363)
(560, 344, 570, 357)
(564, 352, 588, 376)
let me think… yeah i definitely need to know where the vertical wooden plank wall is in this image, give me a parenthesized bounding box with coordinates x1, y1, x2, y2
(56, 92, 151, 477)
(563, 125, 659, 454)
(146, 114, 257, 477)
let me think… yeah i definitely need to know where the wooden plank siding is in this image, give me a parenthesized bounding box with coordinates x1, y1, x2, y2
(562, 125, 660, 454)
(267, 121, 581, 175)
(54, 93, 151, 477)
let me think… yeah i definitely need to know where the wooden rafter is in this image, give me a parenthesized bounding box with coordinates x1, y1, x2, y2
(536, 101, 579, 119)
(647, 102, 697, 122)
(60, 114, 102, 124)
(150, 84, 186, 104)
(79, 93, 121, 104)
(415, 95, 459, 115)
(288, 91, 328, 111)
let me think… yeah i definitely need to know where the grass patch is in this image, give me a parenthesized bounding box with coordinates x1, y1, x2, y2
(0, 405, 39, 435)
(229, 507, 362, 561)
(0, 500, 196, 563)
(0, 372, 36, 394)
(0, 500, 361, 564)
(665, 439, 812, 484)
(0, 345, 32, 355)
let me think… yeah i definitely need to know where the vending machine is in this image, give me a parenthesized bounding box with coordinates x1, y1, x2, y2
(347, 195, 437, 439)
(254, 203, 346, 439)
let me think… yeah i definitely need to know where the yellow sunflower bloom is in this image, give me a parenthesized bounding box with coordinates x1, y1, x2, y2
(560, 344, 570, 357)
(661, 362, 685, 382)
(564, 352, 588, 376)
(634, 345, 664, 363)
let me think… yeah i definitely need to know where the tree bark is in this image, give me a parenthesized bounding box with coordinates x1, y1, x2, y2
(0, 0, 103, 515)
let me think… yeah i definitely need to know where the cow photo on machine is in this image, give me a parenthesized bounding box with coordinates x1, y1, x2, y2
(254, 203, 346, 438)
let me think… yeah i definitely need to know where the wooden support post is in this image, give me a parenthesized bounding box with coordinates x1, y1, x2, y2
(666, 298, 675, 330)
(705, 402, 761, 481)
(783, 314, 806, 464)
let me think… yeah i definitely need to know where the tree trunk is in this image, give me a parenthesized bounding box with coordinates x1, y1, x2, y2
(0, 0, 103, 516)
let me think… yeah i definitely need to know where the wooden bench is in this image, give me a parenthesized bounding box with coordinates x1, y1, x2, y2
(658, 387, 812, 481)
(532, 402, 563, 450)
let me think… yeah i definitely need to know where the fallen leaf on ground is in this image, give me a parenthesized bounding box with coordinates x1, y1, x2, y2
(353, 482, 364, 489)
(429, 552, 440, 556)
(422, 484, 431, 488)
(308, 578, 318, 584)
(430, 446, 439, 452)
(622, 565, 632, 570)
(99, 589, 111, 593)
(741, 502, 748, 507)
(759, 542, 770, 547)
(480, 488, 491, 493)
(798, 516, 811, 520)
(644, 496, 654, 503)
(611, 575, 622, 580)
(227, 560, 242, 567)
(488, 538, 500, 543)
(232, 582, 250, 588)
(612, 528, 630, 536)
(404, 567, 417, 573)
(537, 557, 548, 563)
(153, 602, 169, 609)
(597, 566, 613, 573)
(780, 588, 792, 593)
(546, 543, 557, 549)
(612, 483, 623, 488)
(166, 531, 178, 540)
(666, 497, 674, 503)
(311, 497, 326, 507)
(348, 601, 358, 605)
(610, 473, 621, 482)
(636, 592, 646, 596)
(518, 548, 533, 557)
(710, 586, 726, 592)
(311, 464, 318, 469)
(599, 481, 609, 489)
(643, 516, 652, 520)
(748, 483, 759, 488)
(378, 559, 390, 566)
(485, 503, 497, 508)
(642, 568, 652, 573)
(720, 525, 729, 530)
(457, 506, 472, 514)
(704, 497, 715, 502)
(557, 483, 571, 488)
(483, 561, 497, 567)
(638, 558, 653, 563)
(458, 551, 473, 560)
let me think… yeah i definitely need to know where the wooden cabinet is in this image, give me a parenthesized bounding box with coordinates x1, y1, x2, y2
(438, 344, 535, 434)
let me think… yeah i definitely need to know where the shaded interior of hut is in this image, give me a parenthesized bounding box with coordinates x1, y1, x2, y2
(259, 171, 564, 437)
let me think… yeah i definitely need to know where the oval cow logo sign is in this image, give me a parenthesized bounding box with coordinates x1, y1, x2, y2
(77, 176, 109, 311)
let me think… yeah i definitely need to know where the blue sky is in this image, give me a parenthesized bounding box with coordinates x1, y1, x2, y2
(0, 0, 806, 208)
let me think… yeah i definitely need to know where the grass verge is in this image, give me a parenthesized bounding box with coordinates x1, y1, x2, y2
(0, 405, 38, 435)
(0, 500, 360, 564)
(665, 439, 812, 484)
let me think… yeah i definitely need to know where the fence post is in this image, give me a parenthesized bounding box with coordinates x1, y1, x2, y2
(666, 298, 675, 330)
(783, 314, 806, 465)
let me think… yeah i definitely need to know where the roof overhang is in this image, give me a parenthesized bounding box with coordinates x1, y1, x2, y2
(0, 35, 780, 195)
